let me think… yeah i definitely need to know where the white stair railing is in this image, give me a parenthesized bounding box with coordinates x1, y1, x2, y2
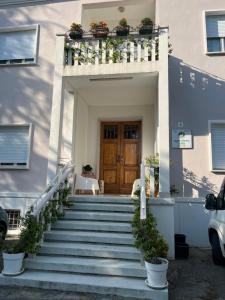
(31, 161, 75, 220)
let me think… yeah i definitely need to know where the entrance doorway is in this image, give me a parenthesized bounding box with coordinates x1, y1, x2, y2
(100, 121, 141, 194)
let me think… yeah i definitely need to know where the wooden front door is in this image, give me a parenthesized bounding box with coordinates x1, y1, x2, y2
(100, 121, 141, 194)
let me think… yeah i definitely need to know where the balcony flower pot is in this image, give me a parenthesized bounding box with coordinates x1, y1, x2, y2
(69, 31, 83, 40)
(116, 27, 130, 36)
(90, 22, 109, 39)
(145, 258, 168, 289)
(115, 18, 130, 36)
(69, 23, 83, 40)
(2, 252, 24, 276)
(139, 18, 153, 35)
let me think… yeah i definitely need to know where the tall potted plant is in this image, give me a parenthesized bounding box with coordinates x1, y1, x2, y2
(132, 190, 169, 289)
(69, 23, 83, 40)
(139, 17, 153, 35)
(115, 18, 130, 36)
(90, 21, 109, 38)
(1, 213, 42, 276)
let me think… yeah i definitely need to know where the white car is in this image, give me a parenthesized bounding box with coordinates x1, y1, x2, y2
(205, 178, 225, 265)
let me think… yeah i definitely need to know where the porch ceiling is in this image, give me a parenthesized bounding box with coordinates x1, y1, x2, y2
(82, 0, 155, 31)
(65, 72, 158, 106)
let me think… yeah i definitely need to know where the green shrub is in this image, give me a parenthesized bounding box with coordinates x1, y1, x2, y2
(132, 190, 168, 264)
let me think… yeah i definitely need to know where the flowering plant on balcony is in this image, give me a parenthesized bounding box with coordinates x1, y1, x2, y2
(114, 18, 130, 36)
(139, 17, 153, 35)
(90, 21, 109, 38)
(69, 23, 83, 40)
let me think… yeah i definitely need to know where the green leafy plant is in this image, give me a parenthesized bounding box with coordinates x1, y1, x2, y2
(132, 189, 168, 264)
(3, 181, 73, 255)
(70, 23, 83, 33)
(141, 17, 153, 26)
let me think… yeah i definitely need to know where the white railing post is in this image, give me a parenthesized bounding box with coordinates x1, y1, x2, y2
(140, 161, 146, 220)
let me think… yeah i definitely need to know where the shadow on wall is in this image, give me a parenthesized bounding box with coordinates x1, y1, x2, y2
(0, 5, 70, 192)
(169, 55, 225, 197)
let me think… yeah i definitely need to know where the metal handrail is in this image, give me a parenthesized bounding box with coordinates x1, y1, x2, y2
(31, 161, 75, 218)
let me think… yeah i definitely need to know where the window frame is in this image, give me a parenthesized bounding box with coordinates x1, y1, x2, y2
(0, 123, 32, 170)
(0, 24, 39, 66)
(203, 10, 225, 55)
(209, 120, 225, 173)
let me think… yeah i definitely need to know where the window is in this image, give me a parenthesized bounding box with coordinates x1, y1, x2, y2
(0, 25, 39, 65)
(206, 13, 225, 53)
(210, 122, 225, 171)
(0, 124, 32, 169)
(6, 210, 21, 230)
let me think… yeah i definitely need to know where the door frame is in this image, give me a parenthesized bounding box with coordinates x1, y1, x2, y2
(99, 120, 142, 194)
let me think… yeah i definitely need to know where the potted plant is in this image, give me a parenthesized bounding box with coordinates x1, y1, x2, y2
(139, 17, 154, 35)
(69, 23, 83, 40)
(1, 213, 42, 276)
(115, 18, 130, 36)
(90, 21, 109, 38)
(1, 240, 25, 276)
(132, 190, 169, 289)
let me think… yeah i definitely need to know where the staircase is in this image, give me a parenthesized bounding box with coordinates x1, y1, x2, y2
(0, 195, 168, 300)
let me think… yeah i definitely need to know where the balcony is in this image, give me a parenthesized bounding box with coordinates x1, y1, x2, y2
(65, 30, 160, 67)
(63, 28, 168, 77)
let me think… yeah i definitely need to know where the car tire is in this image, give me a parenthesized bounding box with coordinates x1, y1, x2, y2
(211, 233, 225, 265)
(0, 223, 6, 241)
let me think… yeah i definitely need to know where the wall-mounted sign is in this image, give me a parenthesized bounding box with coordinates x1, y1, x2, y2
(172, 129, 192, 149)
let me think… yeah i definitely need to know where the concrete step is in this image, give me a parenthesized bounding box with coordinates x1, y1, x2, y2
(52, 220, 132, 232)
(0, 270, 168, 299)
(25, 256, 146, 278)
(69, 195, 133, 205)
(44, 230, 135, 245)
(39, 242, 141, 260)
(63, 211, 133, 222)
(70, 203, 135, 212)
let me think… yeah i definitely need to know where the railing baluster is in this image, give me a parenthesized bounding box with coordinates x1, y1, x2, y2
(122, 40, 127, 63)
(102, 40, 106, 64)
(74, 42, 79, 66)
(137, 40, 142, 62)
(143, 38, 149, 62)
(67, 48, 72, 66)
(130, 41, 134, 63)
(109, 45, 113, 64)
(94, 40, 99, 65)
(151, 39, 156, 62)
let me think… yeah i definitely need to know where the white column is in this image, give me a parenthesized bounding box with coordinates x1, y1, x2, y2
(47, 34, 65, 182)
(158, 29, 170, 197)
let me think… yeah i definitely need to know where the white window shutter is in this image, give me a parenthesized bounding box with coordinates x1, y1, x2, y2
(0, 125, 30, 166)
(211, 123, 225, 170)
(0, 29, 36, 61)
(206, 15, 225, 38)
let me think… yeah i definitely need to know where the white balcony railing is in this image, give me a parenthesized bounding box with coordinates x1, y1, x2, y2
(65, 32, 159, 66)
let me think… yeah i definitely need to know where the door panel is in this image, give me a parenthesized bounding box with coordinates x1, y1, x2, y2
(100, 121, 141, 194)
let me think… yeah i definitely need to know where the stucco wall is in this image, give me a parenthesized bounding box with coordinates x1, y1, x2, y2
(157, 0, 225, 196)
(0, 0, 81, 192)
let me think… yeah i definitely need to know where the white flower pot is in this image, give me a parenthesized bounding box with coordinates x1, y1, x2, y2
(2, 252, 24, 276)
(145, 258, 168, 289)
